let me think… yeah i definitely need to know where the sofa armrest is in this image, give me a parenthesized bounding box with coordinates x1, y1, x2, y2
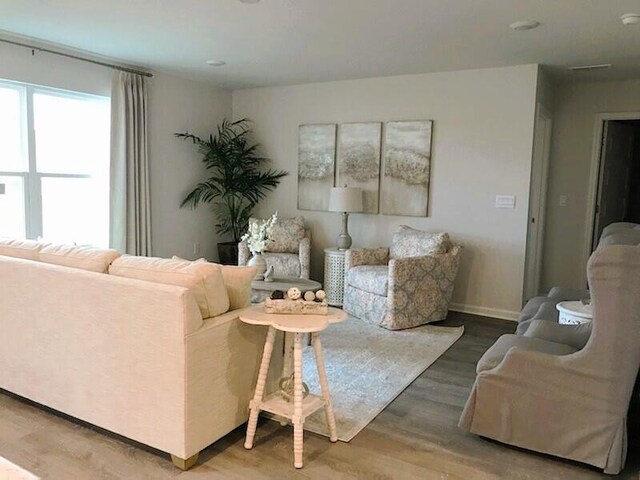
(299, 234, 311, 279)
(523, 319, 592, 350)
(345, 247, 389, 270)
(238, 241, 250, 266)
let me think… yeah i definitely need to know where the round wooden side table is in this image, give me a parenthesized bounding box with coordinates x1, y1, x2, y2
(239, 305, 347, 469)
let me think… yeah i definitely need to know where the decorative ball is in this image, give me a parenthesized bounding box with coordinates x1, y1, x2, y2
(315, 290, 326, 301)
(303, 290, 316, 301)
(270, 290, 285, 300)
(287, 287, 301, 300)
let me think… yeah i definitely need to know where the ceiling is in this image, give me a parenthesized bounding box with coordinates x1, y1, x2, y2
(1, 0, 640, 89)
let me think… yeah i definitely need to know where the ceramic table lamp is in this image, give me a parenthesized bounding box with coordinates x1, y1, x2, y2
(328, 186, 363, 250)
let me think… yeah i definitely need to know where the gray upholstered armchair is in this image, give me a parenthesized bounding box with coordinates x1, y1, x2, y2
(459, 243, 640, 474)
(238, 216, 311, 279)
(342, 226, 462, 330)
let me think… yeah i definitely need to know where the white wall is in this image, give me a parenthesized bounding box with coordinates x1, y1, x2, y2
(0, 41, 232, 260)
(542, 79, 640, 291)
(233, 64, 539, 319)
(148, 74, 231, 261)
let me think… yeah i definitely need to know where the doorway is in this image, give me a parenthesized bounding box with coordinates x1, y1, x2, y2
(590, 118, 640, 251)
(523, 104, 552, 301)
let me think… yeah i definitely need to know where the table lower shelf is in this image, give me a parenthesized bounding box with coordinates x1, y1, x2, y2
(259, 392, 325, 420)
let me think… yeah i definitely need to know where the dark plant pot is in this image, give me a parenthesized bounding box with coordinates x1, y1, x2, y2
(217, 241, 238, 265)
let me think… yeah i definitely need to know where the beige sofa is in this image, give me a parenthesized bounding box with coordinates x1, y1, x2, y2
(0, 241, 280, 469)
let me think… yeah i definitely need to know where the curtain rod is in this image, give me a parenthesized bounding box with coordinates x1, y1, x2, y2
(0, 37, 154, 78)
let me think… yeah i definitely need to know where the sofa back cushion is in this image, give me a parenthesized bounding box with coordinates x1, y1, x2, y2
(110, 256, 230, 318)
(390, 226, 451, 259)
(39, 244, 121, 273)
(0, 239, 45, 261)
(250, 216, 305, 253)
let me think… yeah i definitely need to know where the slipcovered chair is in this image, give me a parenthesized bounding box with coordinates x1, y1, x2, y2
(342, 226, 462, 330)
(238, 216, 311, 279)
(459, 243, 640, 474)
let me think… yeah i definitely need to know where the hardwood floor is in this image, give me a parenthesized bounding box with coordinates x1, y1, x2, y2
(1, 312, 637, 479)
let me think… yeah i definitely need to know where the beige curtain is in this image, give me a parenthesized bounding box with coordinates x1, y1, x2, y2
(109, 71, 151, 255)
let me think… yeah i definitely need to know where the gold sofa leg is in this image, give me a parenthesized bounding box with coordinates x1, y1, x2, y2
(171, 452, 199, 470)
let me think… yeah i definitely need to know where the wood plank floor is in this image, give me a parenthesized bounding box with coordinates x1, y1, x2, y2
(1, 312, 637, 479)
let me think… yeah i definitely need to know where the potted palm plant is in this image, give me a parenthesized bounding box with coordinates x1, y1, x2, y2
(176, 118, 288, 265)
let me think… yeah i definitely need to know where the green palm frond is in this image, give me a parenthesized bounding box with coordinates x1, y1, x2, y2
(176, 118, 288, 242)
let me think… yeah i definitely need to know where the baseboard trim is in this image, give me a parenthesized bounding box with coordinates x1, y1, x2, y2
(450, 303, 519, 322)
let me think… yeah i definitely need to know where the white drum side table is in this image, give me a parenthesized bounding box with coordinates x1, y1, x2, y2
(324, 248, 346, 307)
(556, 301, 593, 325)
(239, 305, 347, 469)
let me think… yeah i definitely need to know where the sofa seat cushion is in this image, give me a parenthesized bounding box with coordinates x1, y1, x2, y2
(0, 239, 45, 261)
(390, 225, 451, 259)
(347, 265, 389, 296)
(477, 334, 577, 373)
(263, 252, 301, 277)
(39, 244, 120, 273)
(110, 256, 230, 318)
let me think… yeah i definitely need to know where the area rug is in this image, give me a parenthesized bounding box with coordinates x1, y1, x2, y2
(0, 457, 39, 480)
(300, 316, 463, 442)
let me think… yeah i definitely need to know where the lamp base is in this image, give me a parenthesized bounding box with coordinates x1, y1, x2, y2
(336, 212, 353, 250)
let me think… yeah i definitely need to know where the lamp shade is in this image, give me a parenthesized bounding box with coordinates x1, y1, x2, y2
(328, 186, 363, 213)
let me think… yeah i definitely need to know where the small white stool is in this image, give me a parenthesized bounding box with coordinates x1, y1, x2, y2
(239, 305, 347, 468)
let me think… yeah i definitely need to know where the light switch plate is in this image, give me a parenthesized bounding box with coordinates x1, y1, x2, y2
(559, 195, 568, 207)
(495, 195, 516, 209)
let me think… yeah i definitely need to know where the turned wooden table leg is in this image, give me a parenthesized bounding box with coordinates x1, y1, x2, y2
(293, 332, 304, 468)
(312, 332, 338, 442)
(245, 326, 277, 450)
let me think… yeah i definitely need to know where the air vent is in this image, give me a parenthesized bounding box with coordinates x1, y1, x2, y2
(568, 64, 612, 72)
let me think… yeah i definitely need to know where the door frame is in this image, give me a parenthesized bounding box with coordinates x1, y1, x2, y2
(583, 111, 640, 285)
(523, 103, 552, 301)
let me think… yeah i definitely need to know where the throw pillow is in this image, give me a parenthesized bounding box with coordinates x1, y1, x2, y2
(389, 225, 451, 259)
(172, 256, 256, 310)
(249, 216, 305, 253)
(39, 244, 121, 273)
(110, 256, 230, 318)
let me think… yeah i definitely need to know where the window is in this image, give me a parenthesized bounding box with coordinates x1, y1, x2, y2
(0, 81, 110, 247)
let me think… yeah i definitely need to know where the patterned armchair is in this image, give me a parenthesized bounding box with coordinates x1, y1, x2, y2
(343, 226, 462, 330)
(238, 216, 311, 279)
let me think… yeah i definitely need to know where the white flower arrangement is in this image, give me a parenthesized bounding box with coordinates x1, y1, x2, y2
(241, 212, 278, 255)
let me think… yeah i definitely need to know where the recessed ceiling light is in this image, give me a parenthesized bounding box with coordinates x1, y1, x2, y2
(509, 20, 540, 31)
(621, 13, 640, 25)
(206, 60, 226, 67)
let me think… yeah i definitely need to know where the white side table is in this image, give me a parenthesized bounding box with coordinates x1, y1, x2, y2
(239, 305, 347, 469)
(324, 248, 346, 307)
(556, 301, 593, 325)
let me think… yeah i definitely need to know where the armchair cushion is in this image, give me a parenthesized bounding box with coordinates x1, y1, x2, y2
(263, 252, 301, 278)
(476, 334, 577, 373)
(390, 225, 451, 259)
(249, 216, 305, 253)
(523, 320, 592, 350)
(346, 265, 389, 296)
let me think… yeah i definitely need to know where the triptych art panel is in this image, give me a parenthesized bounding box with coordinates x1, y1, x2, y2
(297, 120, 433, 217)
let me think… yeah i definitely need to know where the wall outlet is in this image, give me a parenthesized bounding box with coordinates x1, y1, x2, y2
(193, 243, 200, 255)
(559, 195, 568, 207)
(495, 195, 516, 209)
